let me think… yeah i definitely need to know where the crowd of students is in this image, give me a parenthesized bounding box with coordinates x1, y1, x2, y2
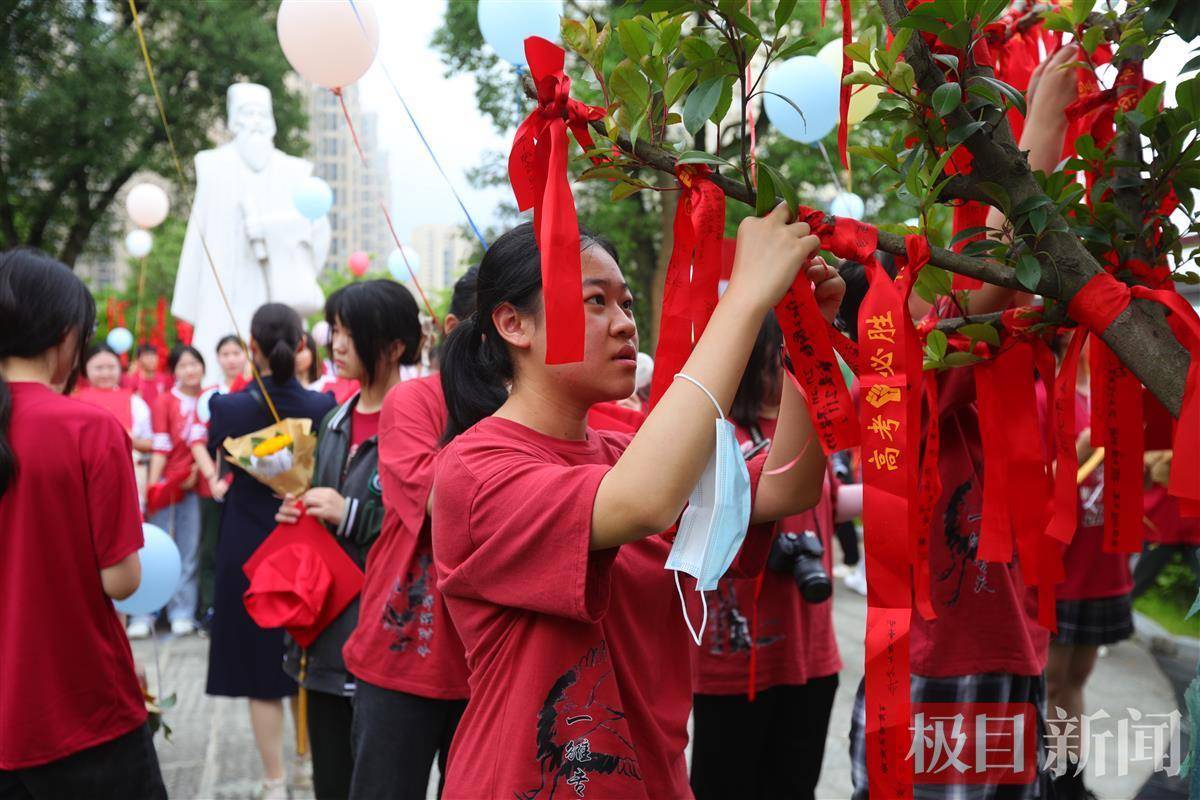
(1, 41, 1196, 800)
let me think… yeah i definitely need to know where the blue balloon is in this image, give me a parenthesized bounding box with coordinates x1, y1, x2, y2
(114, 524, 182, 617)
(387, 247, 420, 283)
(106, 327, 134, 355)
(764, 56, 840, 144)
(293, 176, 333, 220)
(477, 0, 563, 67)
(830, 191, 866, 220)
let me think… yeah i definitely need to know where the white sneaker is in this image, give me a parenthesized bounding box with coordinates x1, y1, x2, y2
(843, 563, 868, 596)
(170, 619, 197, 637)
(832, 564, 851, 579)
(127, 621, 152, 639)
(259, 776, 288, 800)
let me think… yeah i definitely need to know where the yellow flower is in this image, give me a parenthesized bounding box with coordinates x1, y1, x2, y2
(252, 434, 293, 458)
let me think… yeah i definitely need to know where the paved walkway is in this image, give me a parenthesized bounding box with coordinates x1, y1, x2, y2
(133, 583, 1186, 799)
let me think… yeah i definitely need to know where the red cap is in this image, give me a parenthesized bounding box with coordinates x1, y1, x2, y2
(242, 509, 363, 648)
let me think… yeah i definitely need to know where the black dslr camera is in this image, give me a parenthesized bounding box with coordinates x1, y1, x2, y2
(767, 531, 832, 603)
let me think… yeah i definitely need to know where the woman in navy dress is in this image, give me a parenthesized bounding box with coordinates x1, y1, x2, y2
(205, 303, 336, 798)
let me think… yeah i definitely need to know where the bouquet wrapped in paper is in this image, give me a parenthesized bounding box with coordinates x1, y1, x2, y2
(222, 418, 317, 497)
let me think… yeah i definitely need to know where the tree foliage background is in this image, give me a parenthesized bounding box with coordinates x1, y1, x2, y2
(0, 0, 306, 268)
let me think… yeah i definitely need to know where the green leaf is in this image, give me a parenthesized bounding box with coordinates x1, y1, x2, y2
(762, 163, 798, 216)
(611, 61, 650, 116)
(659, 19, 683, 54)
(890, 61, 916, 95)
(895, 14, 947, 35)
(1176, 77, 1200, 118)
(914, 264, 952, 303)
(947, 120, 985, 147)
(1029, 206, 1048, 234)
(1171, 270, 1200, 285)
(937, 22, 970, 51)
(958, 323, 1000, 346)
(933, 53, 960, 74)
(680, 37, 717, 64)
(675, 150, 731, 167)
(561, 19, 590, 58)
(774, 0, 798, 29)
(844, 70, 887, 87)
(664, 68, 697, 107)
(727, 9, 761, 40)
(775, 36, 817, 60)
(683, 77, 723, 134)
(845, 40, 873, 64)
(977, 181, 1011, 213)
(927, 329, 949, 360)
(1012, 195, 1052, 216)
(950, 225, 992, 246)
(1143, 0, 1178, 35)
(1081, 24, 1106, 55)
(976, 76, 1026, 115)
(932, 82, 961, 117)
(943, 351, 983, 367)
(755, 167, 776, 217)
(1015, 254, 1042, 291)
(629, 114, 645, 151)
(712, 78, 734, 125)
(618, 19, 652, 62)
(611, 181, 643, 201)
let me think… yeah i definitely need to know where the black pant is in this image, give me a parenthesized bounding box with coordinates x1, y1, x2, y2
(0, 723, 166, 800)
(349, 679, 467, 800)
(1132, 543, 1200, 598)
(308, 689, 355, 800)
(690, 675, 839, 800)
(835, 520, 861, 566)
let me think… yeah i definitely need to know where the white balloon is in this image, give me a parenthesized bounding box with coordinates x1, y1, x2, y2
(477, 0, 564, 66)
(277, 0, 379, 90)
(125, 229, 153, 258)
(830, 191, 866, 220)
(125, 183, 169, 229)
(311, 320, 331, 347)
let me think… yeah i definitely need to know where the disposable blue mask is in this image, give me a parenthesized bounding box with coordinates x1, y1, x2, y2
(664, 373, 753, 645)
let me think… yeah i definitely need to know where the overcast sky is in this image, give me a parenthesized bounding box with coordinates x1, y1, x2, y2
(357, 0, 510, 242)
(355, 1, 1197, 242)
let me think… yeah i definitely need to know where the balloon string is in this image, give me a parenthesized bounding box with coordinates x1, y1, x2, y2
(128, 0, 283, 426)
(817, 140, 845, 194)
(331, 82, 438, 324)
(134, 256, 148, 342)
(378, 202, 439, 324)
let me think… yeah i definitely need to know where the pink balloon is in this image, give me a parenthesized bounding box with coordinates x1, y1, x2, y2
(348, 251, 370, 277)
(277, 0, 380, 90)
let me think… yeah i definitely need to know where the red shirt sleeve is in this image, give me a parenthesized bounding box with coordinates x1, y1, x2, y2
(83, 416, 145, 568)
(379, 379, 445, 542)
(150, 393, 172, 454)
(435, 447, 618, 623)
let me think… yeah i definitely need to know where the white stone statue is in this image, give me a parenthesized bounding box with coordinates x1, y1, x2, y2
(173, 83, 329, 384)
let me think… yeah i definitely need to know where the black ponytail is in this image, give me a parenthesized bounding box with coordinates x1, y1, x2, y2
(439, 222, 618, 444)
(0, 248, 97, 497)
(250, 303, 302, 385)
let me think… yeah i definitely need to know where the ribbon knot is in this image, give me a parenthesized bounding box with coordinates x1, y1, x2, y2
(1067, 272, 1131, 334)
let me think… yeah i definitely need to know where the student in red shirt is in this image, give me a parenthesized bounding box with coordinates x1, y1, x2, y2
(0, 248, 166, 798)
(128, 344, 224, 640)
(274, 280, 424, 800)
(342, 268, 477, 800)
(432, 213, 842, 799)
(690, 312, 858, 800)
(76, 344, 154, 455)
(123, 343, 171, 408)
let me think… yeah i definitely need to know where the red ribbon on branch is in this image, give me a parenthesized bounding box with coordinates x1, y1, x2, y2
(508, 36, 606, 365)
(648, 165, 726, 409)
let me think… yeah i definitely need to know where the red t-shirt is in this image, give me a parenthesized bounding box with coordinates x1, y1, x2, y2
(152, 387, 208, 498)
(432, 416, 774, 800)
(691, 418, 842, 695)
(0, 383, 147, 769)
(122, 370, 170, 408)
(1145, 484, 1200, 546)
(1058, 391, 1133, 600)
(342, 377, 469, 699)
(349, 407, 380, 454)
(909, 367, 1049, 678)
(587, 400, 647, 433)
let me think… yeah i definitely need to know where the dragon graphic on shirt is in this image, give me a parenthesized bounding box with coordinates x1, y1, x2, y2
(707, 584, 785, 656)
(381, 553, 435, 657)
(936, 480, 994, 607)
(517, 639, 641, 799)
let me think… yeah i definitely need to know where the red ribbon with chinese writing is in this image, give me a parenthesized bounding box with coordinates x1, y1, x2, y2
(649, 165, 726, 409)
(508, 37, 605, 364)
(859, 240, 916, 800)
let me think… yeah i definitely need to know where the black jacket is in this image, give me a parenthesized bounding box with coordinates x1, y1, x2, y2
(283, 393, 385, 696)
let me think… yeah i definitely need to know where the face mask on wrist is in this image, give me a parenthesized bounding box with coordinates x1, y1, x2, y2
(663, 372, 753, 645)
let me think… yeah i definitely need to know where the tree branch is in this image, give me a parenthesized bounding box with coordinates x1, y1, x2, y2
(876, 0, 1189, 416)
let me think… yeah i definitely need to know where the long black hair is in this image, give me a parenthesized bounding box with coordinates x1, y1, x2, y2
(449, 266, 480, 320)
(325, 279, 421, 386)
(439, 222, 618, 444)
(250, 303, 303, 385)
(167, 344, 206, 374)
(729, 312, 783, 431)
(0, 248, 97, 497)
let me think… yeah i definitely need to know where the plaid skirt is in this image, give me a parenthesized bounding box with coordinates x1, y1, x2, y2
(850, 673, 1050, 800)
(1052, 594, 1134, 646)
